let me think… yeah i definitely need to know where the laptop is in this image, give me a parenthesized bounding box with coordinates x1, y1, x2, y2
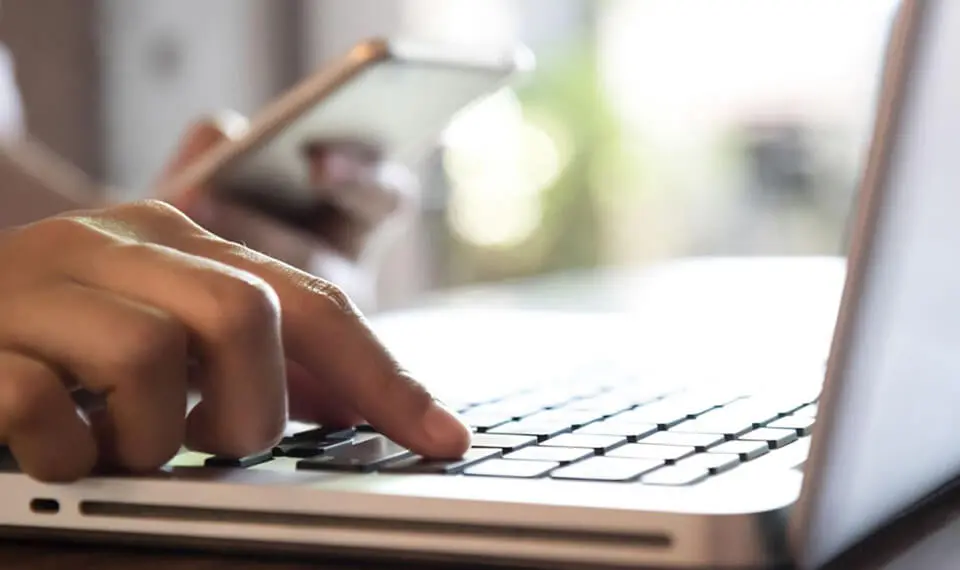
(2, 0, 958, 567)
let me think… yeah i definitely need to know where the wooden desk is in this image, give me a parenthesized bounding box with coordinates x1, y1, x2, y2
(0, 541, 304, 570)
(0, 540, 404, 570)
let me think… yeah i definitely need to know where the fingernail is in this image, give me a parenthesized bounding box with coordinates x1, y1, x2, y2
(423, 401, 472, 454)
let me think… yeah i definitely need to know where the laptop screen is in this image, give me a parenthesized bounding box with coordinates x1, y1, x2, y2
(797, 0, 960, 566)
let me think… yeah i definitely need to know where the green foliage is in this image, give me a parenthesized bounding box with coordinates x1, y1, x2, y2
(442, 34, 637, 285)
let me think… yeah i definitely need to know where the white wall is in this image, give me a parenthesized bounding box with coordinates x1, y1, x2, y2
(301, 0, 404, 69)
(599, 0, 899, 146)
(99, 0, 290, 195)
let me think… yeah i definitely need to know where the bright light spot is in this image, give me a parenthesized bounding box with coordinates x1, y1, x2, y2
(443, 88, 524, 150)
(599, 0, 897, 143)
(517, 120, 566, 191)
(448, 182, 543, 249)
(402, 0, 520, 50)
(442, 90, 570, 248)
(522, 108, 575, 185)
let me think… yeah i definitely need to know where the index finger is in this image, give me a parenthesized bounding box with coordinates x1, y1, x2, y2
(191, 238, 471, 458)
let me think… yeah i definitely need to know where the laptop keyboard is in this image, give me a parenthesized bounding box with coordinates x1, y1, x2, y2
(202, 383, 818, 486)
(0, 384, 819, 486)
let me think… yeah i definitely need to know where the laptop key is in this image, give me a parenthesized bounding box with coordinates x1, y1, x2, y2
(464, 459, 559, 478)
(470, 433, 537, 451)
(541, 434, 627, 453)
(767, 416, 815, 436)
(671, 417, 752, 438)
(733, 396, 804, 415)
(558, 397, 634, 415)
(297, 436, 413, 473)
(641, 466, 710, 486)
(611, 407, 688, 428)
(380, 448, 502, 474)
(205, 451, 274, 469)
(741, 428, 798, 448)
(285, 426, 357, 442)
(794, 404, 818, 417)
(641, 432, 724, 450)
(606, 444, 696, 462)
(460, 407, 515, 429)
(551, 457, 662, 482)
(661, 397, 720, 417)
(676, 453, 740, 474)
(505, 446, 594, 464)
(709, 440, 769, 461)
(525, 409, 604, 427)
(488, 421, 571, 440)
(484, 397, 554, 417)
(465, 417, 513, 432)
(706, 403, 781, 426)
(695, 409, 767, 429)
(573, 422, 659, 440)
(275, 437, 353, 458)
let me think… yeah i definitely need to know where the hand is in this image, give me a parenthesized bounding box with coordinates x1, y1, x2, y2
(0, 200, 469, 482)
(161, 114, 414, 275)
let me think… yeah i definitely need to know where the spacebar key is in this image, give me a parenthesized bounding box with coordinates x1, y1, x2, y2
(381, 448, 502, 474)
(297, 436, 413, 472)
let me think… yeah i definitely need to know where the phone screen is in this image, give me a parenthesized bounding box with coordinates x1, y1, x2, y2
(211, 56, 514, 210)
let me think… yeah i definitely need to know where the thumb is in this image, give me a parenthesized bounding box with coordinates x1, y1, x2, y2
(159, 111, 249, 212)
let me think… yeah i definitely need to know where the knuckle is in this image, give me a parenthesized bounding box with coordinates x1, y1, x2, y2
(0, 218, 102, 273)
(29, 216, 91, 239)
(17, 216, 98, 249)
(200, 272, 281, 339)
(0, 358, 59, 433)
(105, 310, 189, 378)
(122, 198, 190, 222)
(109, 199, 200, 235)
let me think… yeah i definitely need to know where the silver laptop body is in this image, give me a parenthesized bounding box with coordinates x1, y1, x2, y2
(2, 1, 959, 568)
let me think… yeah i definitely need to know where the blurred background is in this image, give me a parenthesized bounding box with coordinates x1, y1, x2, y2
(0, 0, 900, 312)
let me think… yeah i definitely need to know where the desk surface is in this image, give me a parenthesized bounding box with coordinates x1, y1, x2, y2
(0, 541, 308, 570)
(0, 540, 409, 570)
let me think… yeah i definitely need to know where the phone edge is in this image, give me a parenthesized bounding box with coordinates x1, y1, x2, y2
(155, 37, 532, 200)
(155, 39, 392, 198)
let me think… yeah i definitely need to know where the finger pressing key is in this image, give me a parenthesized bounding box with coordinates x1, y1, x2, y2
(195, 243, 471, 458)
(89, 202, 468, 459)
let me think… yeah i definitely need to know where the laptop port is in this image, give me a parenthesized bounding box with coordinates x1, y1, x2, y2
(30, 498, 60, 515)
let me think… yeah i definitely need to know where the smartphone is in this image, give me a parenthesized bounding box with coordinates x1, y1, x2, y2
(158, 38, 534, 216)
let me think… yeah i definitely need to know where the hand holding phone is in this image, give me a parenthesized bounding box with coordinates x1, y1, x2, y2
(157, 38, 532, 268)
(163, 122, 409, 270)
